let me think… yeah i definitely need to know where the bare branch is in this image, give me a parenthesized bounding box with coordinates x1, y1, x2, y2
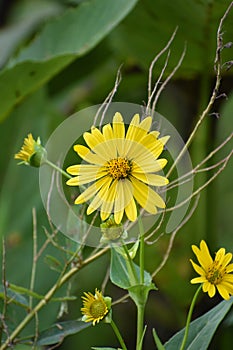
(151, 43, 187, 112)
(94, 65, 122, 127)
(167, 2, 233, 177)
(152, 195, 199, 278)
(147, 27, 178, 113)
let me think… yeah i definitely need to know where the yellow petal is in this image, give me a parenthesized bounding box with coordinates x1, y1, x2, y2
(87, 177, 112, 214)
(192, 240, 213, 271)
(66, 176, 79, 186)
(125, 197, 137, 222)
(159, 135, 170, 145)
(126, 114, 147, 142)
(74, 177, 107, 204)
(216, 285, 231, 300)
(83, 129, 103, 149)
(100, 180, 117, 219)
(102, 123, 114, 140)
(131, 177, 165, 213)
(132, 159, 168, 173)
(113, 112, 125, 139)
(114, 179, 134, 224)
(139, 116, 152, 132)
(190, 259, 205, 276)
(226, 263, 233, 273)
(132, 173, 168, 186)
(218, 252, 232, 269)
(74, 145, 105, 164)
(190, 276, 206, 284)
(207, 283, 216, 298)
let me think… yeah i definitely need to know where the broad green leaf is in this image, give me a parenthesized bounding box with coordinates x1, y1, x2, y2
(0, 0, 138, 121)
(164, 298, 233, 350)
(110, 248, 152, 289)
(36, 320, 90, 346)
(110, 0, 233, 77)
(0, 0, 63, 67)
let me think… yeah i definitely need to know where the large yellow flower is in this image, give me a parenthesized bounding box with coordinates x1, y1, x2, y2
(67, 112, 169, 224)
(81, 289, 109, 325)
(190, 240, 233, 300)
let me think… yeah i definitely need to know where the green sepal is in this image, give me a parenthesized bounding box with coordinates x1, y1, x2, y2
(103, 308, 112, 324)
(29, 145, 47, 167)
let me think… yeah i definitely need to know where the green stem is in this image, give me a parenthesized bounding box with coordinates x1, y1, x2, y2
(44, 159, 71, 179)
(110, 320, 127, 350)
(121, 243, 139, 285)
(179, 285, 202, 350)
(136, 303, 145, 350)
(138, 216, 145, 284)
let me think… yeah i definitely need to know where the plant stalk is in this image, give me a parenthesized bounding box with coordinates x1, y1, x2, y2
(111, 320, 127, 350)
(179, 285, 202, 350)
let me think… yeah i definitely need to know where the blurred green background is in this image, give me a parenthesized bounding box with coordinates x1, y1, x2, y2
(0, 0, 232, 349)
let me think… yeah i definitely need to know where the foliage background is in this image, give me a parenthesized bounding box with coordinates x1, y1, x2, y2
(0, 0, 232, 349)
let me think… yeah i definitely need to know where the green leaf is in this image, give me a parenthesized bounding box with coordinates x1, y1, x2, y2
(7, 283, 76, 303)
(0, 0, 138, 121)
(36, 320, 91, 346)
(153, 329, 165, 350)
(0, 285, 29, 309)
(110, 248, 152, 289)
(44, 254, 63, 272)
(164, 298, 233, 350)
(0, 0, 63, 67)
(128, 283, 156, 308)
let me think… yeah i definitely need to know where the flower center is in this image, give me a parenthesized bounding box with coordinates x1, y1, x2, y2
(106, 157, 131, 179)
(206, 261, 225, 284)
(90, 300, 107, 319)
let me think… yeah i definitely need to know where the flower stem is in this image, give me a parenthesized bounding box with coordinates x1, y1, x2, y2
(136, 303, 145, 350)
(110, 320, 127, 350)
(44, 159, 71, 179)
(138, 216, 145, 284)
(121, 243, 139, 285)
(179, 285, 202, 350)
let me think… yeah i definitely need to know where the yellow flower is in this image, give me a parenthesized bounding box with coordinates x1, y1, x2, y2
(81, 289, 109, 325)
(67, 112, 169, 224)
(14, 133, 46, 167)
(190, 240, 233, 300)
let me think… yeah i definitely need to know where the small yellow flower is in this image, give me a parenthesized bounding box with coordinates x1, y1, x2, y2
(14, 133, 46, 167)
(81, 289, 109, 325)
(190, 240, 233, 300)
(67, 112, 169, 224)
